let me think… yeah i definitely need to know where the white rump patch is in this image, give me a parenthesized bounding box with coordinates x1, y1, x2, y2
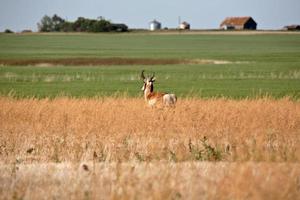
(163, 94, 177, 106)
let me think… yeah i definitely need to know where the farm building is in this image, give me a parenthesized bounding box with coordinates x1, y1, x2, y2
(149, 20, 161, 31)
(111, 24, 128, 32)
(179, 21, 190, 30)
(283, 25, 300, 31)
(220, 16, 257, 30)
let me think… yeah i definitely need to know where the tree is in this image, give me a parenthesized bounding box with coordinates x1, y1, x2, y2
(61, 22, 73, 32)
(37, 15, 54, 32)
(52, 14, 65, 32)
(90, 19, 111, 32)
(37, 14, 128, 33)
(73, 17, 90, 32)
(4, 29, 14, 33)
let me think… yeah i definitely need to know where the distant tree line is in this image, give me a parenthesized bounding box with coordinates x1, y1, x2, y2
(37, 14, 128, 32)
(4, 29, 14, 33)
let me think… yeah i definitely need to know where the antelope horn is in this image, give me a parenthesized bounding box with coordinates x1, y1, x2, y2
(150, 72, 155, 80)
(140, 70, 146, 80)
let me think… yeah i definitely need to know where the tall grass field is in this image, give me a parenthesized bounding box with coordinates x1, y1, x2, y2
(0, 32, 300, 199)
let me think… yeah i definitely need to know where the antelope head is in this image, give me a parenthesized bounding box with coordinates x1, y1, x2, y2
(140, 70, 155, 93)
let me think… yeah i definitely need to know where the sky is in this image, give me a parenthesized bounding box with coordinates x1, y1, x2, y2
(0, 0, 299, 31)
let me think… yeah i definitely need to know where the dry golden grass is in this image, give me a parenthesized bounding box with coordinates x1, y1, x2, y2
(1, 97, 299, 163)
(1, 162, 299, 200)
(1, 97, 300, 199)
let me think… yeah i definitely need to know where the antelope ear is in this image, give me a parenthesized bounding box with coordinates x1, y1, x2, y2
(151, 77, 156, 82)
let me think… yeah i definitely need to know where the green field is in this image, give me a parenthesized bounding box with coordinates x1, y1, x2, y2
(0, 32, 300, 98)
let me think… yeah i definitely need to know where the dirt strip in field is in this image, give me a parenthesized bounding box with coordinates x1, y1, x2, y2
(0, 58, 246, 66)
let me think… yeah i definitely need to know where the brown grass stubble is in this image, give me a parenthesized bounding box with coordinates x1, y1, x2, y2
(1, 162, 299, 199)
(0, 97, 299, 163)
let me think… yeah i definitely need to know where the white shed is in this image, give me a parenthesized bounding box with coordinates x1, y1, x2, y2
(179, 21, 190, 30)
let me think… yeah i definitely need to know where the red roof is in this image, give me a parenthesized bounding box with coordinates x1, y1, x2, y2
(220, 17, 253, 27)
(284, 25, 300, 29)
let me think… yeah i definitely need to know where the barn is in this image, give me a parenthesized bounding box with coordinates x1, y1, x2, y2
(220, 17, 257, 30)
(111, 24, 128, 32)
(283, 25, 300, 31)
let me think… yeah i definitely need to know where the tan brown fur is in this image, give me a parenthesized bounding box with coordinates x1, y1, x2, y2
(147, 92, 165, 101)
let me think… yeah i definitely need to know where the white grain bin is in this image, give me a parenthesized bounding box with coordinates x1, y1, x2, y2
(149, 20, 161, 31)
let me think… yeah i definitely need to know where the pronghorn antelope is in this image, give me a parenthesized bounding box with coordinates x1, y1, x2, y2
(141, 70, 177, 107)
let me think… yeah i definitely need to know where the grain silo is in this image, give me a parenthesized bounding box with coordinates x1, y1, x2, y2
(149, 20, 161, 31)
